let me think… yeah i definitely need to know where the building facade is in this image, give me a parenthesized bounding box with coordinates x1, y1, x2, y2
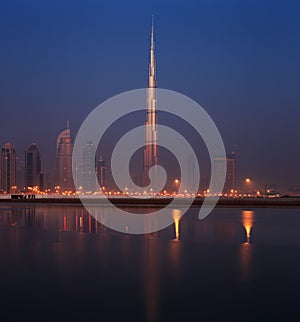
(81, 141, 96, 192)
(96, 155, 106, 189)
(56, 124, 74, 192)
(0, 142, 17, 193)
(213, 152, 236, 195)
(225, 152, 236, 193)
(25, 143, 43, 190)
(143, 17, 158, 186)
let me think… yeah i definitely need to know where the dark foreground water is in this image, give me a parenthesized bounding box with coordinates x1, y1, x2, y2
(0, 203, 300, 321)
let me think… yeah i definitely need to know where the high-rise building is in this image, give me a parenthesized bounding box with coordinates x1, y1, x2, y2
(56, 123, 74, 191)
(81, 141, 96, 192)
(187, 154, 196, 193)
(0, 142, 17, 193)
(213, 152, 236, 195)
(16, 160, 25, 192)
(25, 143, 43, 190)
(96, 155, 106, 189)
(200, 175, 209, 194)
(225, 152, 236, 193)
(143, 17, 158, 186)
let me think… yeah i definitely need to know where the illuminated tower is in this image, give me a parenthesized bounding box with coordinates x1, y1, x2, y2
(213, 152, 236, 194)
(25, 143, 43, 190)
(143, 17, 158, 185)
(56, 122, 74, 191)
(96, 155, 106, 189)
(225, 152, 236, 193)
(81, 141, 96, 192)
(0, 142, 17, 193)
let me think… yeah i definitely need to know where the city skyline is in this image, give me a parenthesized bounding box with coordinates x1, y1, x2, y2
(0, 2, 299, 320)
(0, 1, 299, 192)
(0, 19, 250, 195)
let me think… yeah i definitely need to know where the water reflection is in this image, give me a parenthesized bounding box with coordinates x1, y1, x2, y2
(0, 205, 245, 243)
(239, 210, 254, 283)
(1, 203, 300, 320)
(1, 204, 300, 247)
(143, 237, 160, 322)
(242, 210, 254, 244)
(172, 209, 182, 241)
(0, 205, 252, 245)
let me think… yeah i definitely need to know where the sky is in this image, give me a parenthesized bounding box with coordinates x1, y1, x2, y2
(0, 0, 299, 192)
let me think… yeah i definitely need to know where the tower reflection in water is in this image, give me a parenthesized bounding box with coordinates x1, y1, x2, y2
(239, 210, 254, 283)
(242, 210, 254, 244)
(0, 205, 257, 243)
(172, 209, 182, 241)
(0, 204, 260, 319)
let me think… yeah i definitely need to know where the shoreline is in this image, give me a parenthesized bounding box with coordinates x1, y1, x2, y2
(0, 197, 300, 207)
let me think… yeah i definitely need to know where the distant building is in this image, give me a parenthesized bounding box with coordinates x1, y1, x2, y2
(225, 152, 236, 193)
(42, 170, 54, 191)
(81, 141, 96, 192)
(16, 161, 25, 192)
(187, 154, 196, 193)
(0, 142, 17, 193)
(96, 155, 106, 189)
(25, 143, 43, 190)
(56, 123, 74, 191)
(200, 175, 209, 194)
(213, 152, 236, 195)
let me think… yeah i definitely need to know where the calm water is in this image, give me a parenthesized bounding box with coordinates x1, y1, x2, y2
(0, 203, 300, 321)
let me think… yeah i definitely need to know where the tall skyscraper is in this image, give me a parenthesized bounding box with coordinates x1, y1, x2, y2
(25, 143, 43, 190)
(225, 152, 236, 193)
(56, 122, 74, 191)
(143, 17, 158, 186)
(96, 155, 106, 189)
(0, 142, 17, 193)
(16, 161, 25, 192)
(213, 152, 236, 195)
(81, 141, 96, 192)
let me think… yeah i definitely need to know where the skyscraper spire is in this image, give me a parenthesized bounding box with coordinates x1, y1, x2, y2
(143, 16, 158, 186)
(149, 15, 156, 88)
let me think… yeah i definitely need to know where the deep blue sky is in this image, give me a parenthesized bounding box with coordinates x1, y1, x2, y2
(0, 0, 299, 191)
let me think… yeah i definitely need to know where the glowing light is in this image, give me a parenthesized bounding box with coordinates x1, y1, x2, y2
(245, 178, 251, 184)
(242, 210, 253, 244)
(63, 215, 67, 231)
(172, 209, 181, 241)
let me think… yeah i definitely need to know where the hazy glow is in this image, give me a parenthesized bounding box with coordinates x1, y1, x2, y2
(172, 209, 181, 241)
(242, 210, 254, 243)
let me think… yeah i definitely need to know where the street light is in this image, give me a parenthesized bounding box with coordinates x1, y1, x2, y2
(173, 179, 180, 195)
(244, 178, 253, 196)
